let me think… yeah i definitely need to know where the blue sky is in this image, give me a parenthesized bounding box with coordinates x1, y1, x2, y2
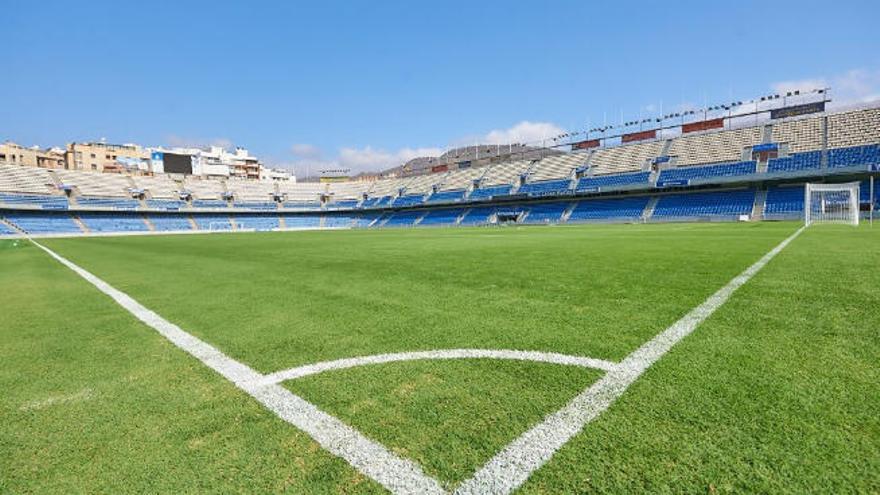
(2, 0, 879, 175)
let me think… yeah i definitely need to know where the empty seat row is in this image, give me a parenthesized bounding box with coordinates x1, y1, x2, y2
(658, 161, 756, 183)
(576, 171, 650, 191)
(653, 189, 755, 219)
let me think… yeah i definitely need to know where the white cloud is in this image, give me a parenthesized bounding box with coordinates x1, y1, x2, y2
(772, 68, 880, 107)
(482, 121, 566, 145)
(290, 143, 322, 158)
(339, 146, 442, 173)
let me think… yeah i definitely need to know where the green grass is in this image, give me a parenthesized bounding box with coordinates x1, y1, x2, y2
(1, 222, 877, 493)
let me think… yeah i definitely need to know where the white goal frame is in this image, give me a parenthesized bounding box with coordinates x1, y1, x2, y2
(804, 182, 860, 227)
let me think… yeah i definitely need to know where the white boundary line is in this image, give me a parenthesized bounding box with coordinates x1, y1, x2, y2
(261, 349, 616, 386)
(29, 225, 805, 494)
(454, 225, 806, 495)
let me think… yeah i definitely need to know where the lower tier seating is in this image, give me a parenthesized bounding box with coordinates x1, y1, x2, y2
(653, 189, 755, 219)
(459, 206, 496, 225)
(193, 214, 233, 230)
(382, 211, 424, 227)
(522, 202, 569, 224)
(148, 215, 192, 231)
(237, 215, 280, 231)
(3, 212, 82, 234)
(78, 213, 148, 232)
(419, 208, 464, 226)
(281, 215, 321, 228)
(469, 185, 512, 201)
(567, 197, 649, 222)
(764, 186, 804, 218)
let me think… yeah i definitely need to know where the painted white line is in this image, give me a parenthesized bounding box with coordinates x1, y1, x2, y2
(261, 349, 616, 386)
(454, 226, 806, 495)
(30, 239, 445, 495)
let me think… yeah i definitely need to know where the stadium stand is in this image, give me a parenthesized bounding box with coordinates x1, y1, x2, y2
(771, 115, 824, 153)
(328, 181, 370, 200)
(382, 210, 424, 227)
(567, 197, 650, 222)
(658, 161, 757, 183)
(3, 211, 82, 234)
(78, 212, 149, 232)
(469, 184, 512, 201)
(767, 150, 822, 173)
(192, 199, 228, 208)
(227, 179, 276, 202)
(652, 189, 755, 219)
(326, 199, 360, 209)
(132, 174, 179, 199)
(232, 201, 277, 210)
(827, 107, 880, 148)
(0, 222, 17, 235)
(528, 154, 583, 181)
(588, 140, 661, 174)
(518, 178, 571, 197)
(480, 160, 531, 186)
(764, 186, 805, 219)
(236, 214, 280, 231)
(0, 192, 69, 209)
(827, 144, 880, 168)
(667, 126, 761, 165)
(437, 167, 484, 191)
(185, 178, 226, 199)
(281, 214, 321, 228)
(419, 208, 465, 226)
(426, 189, 466, 203)
(323, 214, 356, 228)
(404, 173, 443, 194)
(147, 214, 193, 231)
(146, 198, 186, 210)
(57, 169, 132, 197)
(459, 206, 496, 225)
(193, 214, 233, 230)
(75, 196, 140, 209)
(522, 202, 568, 224)
(0, 165, 57, 194)
(576, 171, 650, 191)
(391, 194, 426, 207)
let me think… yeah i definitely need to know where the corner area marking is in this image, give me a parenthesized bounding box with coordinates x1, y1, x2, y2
(29, 225, 805, 495)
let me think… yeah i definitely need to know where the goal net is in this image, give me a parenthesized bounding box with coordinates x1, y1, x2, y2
(804, 182, 859, 226)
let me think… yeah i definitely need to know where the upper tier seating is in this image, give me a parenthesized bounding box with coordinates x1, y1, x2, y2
(233, 201, 277, 210)
(653, 189, 755, 219)
(481, 160, 531, 186)
(57, 169, 131, 197)
(767, 151, 821, 173)
(326, 199, 359, 209)
(426, 189, 465, 203)
(658, 161, 756, 183)
(404, 173, 444, 194)
(78, 212, 148, 232)
(361, 196, 389, 208)
(192, 199, 228, 208)
(576, 171, 650, 191)
(667, 126, 761, 166)
(567, 196, 649, 222)
(236, 214, 280, 231)
(0, 222, 17, 235)
(459, 206, 496, 225)
(438, 167, 484, 191)
(588, 140, 661, 174)
(0, 192, 69, 209)
(522, 201, 568, 224)
(771, 116, 823, 153)
(368, 178, 409, 198)
(764, 186, 804, 218)
(0, 165, 56, 194)
(518, 178, 571, 197)
(327, 181, 369, 200)
(281, 214, 321, 228)
(184, 178, 226, 199)
(148, 214, 192, 231)
(75, 196, 140, 209)
(827, 107, 880, 148)
(146, 198, 186, 210)
(281, 200, 321, 210)
(3, 211, 81, 234)
(391, 194, 426, 207)
(419, 208, 465, 226)
(469, 184, 512, 201)
(528, 154, 583, 181)
(226, 179, 276, 201)
(277, 181, 325, 202)
(827, 144, 880, 168)
(193, 214, 232, 230)
(131, 174, 179, 198)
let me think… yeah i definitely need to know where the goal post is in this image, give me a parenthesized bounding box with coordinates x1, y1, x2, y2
(804, 182, 860, 227)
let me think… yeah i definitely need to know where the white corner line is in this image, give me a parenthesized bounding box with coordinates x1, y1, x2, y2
(261, 349, 617, 386)
(28, 238, 446, 495)
(454, 226, 807, 495)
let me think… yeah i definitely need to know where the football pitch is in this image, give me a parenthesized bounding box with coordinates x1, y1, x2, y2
(2, 222, 878, 493)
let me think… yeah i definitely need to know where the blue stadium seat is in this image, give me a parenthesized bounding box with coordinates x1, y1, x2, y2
(469, 185, 512, 201)
(148, 214, 192, 231)
(522, 202, 568, 224)
(236, 215, 280, 231)
(76, 196, 140, 209)
(146, 199, 186, 210)
(576, 172, 650, 191)
(281, 201, 321, 210)
(327, 199, 360, 209)
(567, 197, 649, 222)
(78, 212, 149, 232)
(233, 201, 278, 210)
(0, 222, 16, 235)
(764, 186, 804, 218)
(517, 179, 571, 197)
(459, 206, 496, 225)
(767, 151, 821, 173)
(323, 214, 356, 227)
(0, 193, 69, 209)
(192, 199, 228, 208)
(828, 144, 880, 168)
(3, 211, 81, 234)
(391, 194, 426, 207)
(419, 208, 464, 226)
(658, 161, 757, 182)
(653, 189, 755, 219)
(193, 214, 233, 230)
(426, 190, 466, 203)
(281, 215, 321, 228)
(381, 211, 423, 227)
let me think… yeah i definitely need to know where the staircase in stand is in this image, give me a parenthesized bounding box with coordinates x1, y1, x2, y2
(641, 196, 659, 222)
(561, 201, 578, 223)
(71, 214, 90, 233)
(751, 188, 767, 221)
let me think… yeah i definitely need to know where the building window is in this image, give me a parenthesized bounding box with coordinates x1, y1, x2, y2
(91, 164, 97, 170)
(90, 153, 96, 159)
